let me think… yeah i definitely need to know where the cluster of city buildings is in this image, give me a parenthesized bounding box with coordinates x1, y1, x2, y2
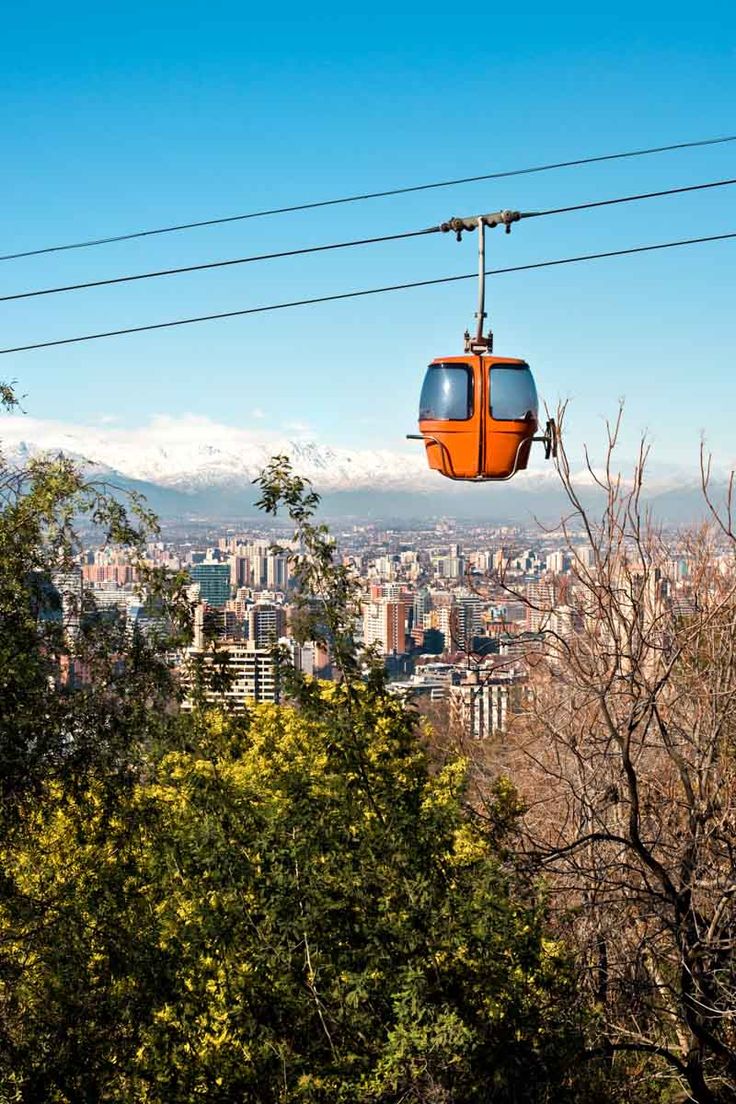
(46, 517, 696, 741)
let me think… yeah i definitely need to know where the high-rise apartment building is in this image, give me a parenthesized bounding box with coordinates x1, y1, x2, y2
(362, 598, 408, 655)
(545, 550, 571, 575)
(454, 595, 484, 651)
(450, 667, 526, 740)
(432, 551, 465, 580)
(190, 563, 231, 608)
(181, 641, 279, 711)
(266, 552, 289, 590)
(412, 588, 432, 630)
(49, 568, 84, 641)
(230, 555, 250, 588)
(247, 602, 286, 647)
(225, 540, 291, 591)
(193, 604, 243, 648)
(525, 580, 556, 633)
(425, 605, 453, 652)
(82, 562, 136, 585)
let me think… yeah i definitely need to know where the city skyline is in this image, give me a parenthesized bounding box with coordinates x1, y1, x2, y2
(63, 507, 704, 741)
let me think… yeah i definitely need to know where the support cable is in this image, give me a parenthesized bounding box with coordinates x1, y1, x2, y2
(1, 133, 735, 263)
(0, 228, 437, 304)
(529, 177, 736, 218)
(1, 230, 733, 355)
(2, 177, 734, 305)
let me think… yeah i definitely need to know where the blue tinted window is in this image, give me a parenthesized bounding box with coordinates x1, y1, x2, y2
(490, 366, 538, 421)
(419, 365, 472, 421)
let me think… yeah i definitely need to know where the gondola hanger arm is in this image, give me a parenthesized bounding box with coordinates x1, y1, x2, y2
(438, 209, 538, 352)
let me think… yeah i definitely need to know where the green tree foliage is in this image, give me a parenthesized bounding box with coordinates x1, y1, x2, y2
(1, 693, 584, 1102)
(0, 383, 190, 813)
(255, 454, 367, 684)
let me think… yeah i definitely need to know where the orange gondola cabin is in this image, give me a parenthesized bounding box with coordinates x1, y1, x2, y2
(410, 209, 555, 481)
(418, 355, 539, 480)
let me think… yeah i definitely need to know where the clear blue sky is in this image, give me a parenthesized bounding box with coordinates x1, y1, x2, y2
(1, 0, 734, 471)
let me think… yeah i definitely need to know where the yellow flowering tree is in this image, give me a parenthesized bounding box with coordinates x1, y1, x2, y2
(1, 687, 586, 1103)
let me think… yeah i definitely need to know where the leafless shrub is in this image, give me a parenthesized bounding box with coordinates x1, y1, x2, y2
(499, 408, 736, 1103)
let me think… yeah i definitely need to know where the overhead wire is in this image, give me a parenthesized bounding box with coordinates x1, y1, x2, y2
(527, 176, 736, 218)
(0, 228, 438, 303)
(2, 230, 733, 355)
(2, 177, 735, 305)
(2, 132, 735, 263)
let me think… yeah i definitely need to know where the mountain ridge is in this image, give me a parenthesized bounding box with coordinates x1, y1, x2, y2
(1, 414, 721, 524)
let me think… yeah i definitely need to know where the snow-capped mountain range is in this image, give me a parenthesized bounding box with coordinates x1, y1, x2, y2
(2, 414, 439, 492)
(0, 413, 719, 523)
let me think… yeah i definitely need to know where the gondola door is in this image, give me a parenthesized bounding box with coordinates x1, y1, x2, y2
(483, 358, 538, 479)
(418, 356, 483, 479)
